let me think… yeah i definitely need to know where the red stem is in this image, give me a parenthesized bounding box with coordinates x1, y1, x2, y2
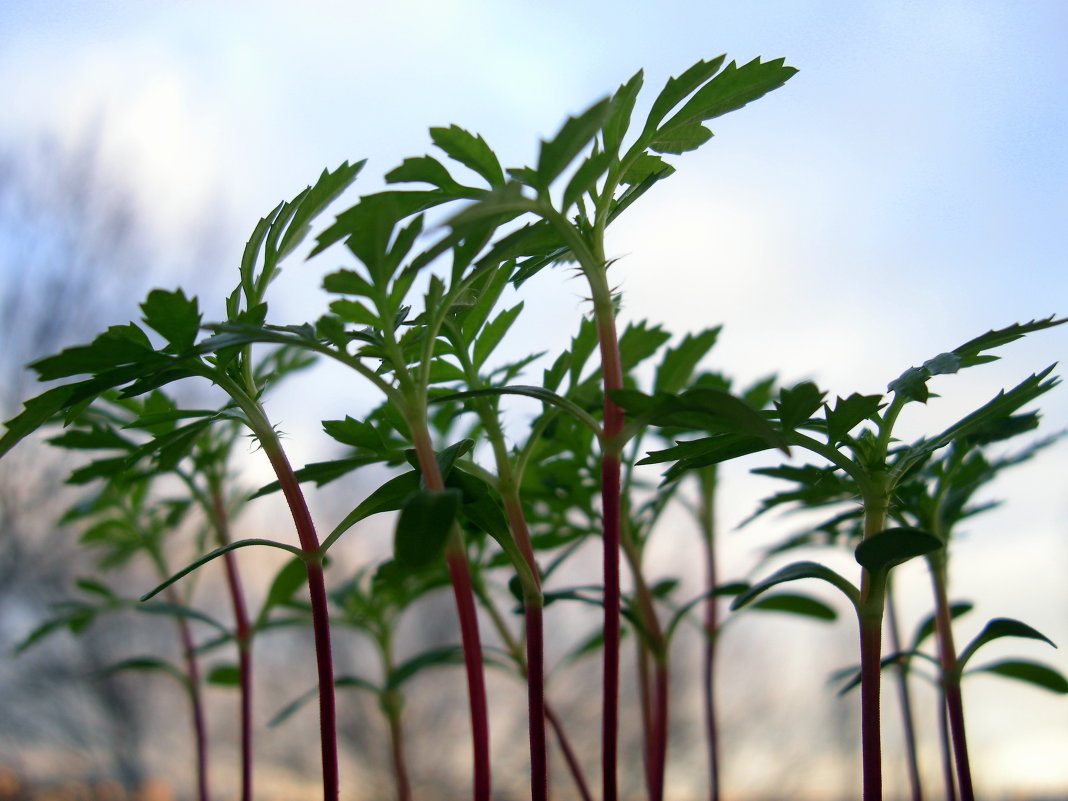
(445, 548, 492, 801)
(264, 446, 339, 801)
(213, 490, 253, 801)
(172, 594, 210, 801)
(885, 584, 923, 801)
(930, 561, 974, 801)
(650, 659, 669, 801)
(545, 702, 594, 801)
(859, 571, 884, 801)
(596, 309, 624, 801)
(701, 505, 721, 801)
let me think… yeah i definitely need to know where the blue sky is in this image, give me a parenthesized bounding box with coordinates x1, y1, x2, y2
(2, 1, 1066, 796)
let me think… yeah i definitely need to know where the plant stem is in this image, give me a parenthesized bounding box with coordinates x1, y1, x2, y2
(261, 442, 338, 801)
(929, 553, 974, 801)
(885, 579, 923, 801)
(938, 683, 959, 801)
(621, 526, 668, 801)
(859, 487, 889, 801)
(172, 592, 211, 801)
(593, 287, 624, 801)
(409, 420, 491, 801)
(211, 488, 253, 801)
(697, 467, 721, 801)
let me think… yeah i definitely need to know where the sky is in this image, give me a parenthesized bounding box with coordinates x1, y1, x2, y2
(1, 1, 1066, 797)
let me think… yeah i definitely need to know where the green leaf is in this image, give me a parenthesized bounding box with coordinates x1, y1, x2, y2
(139, 539, 306, 602)
(385, 155, 467, 193)
(643, 56, 727, 133)
(432, 385, 602, 438)
(258, 558, 308, 621)
(393, 489, 461, 568)
(969, 660, 1068, 694)
(269, 675, 381, 728)
(323, 269, 374, 297)
(649, 123, 713, 155)
(854, 528, 941, 573)
(30, 324, 164, 381)
(655, 329, 721, 395)
(751, 592, 838, 621)
(660, 56, 797, 132)
(959, 617, 1057, 669)
(825, 393, 884, 446)
(536, 97, 613, 189)
(618, 321, 671, 373)
(620, 152, 674, 185)
(386, 645, 466, 689)
(912, 602, 973, 650)
(731, 561, 859, 611)
(319, 471, 421, 552)
(137, 603, 231, 636)
(206, 663, 241, 686)
(277, 161, 365, 260)
(603, 69, 643, 155)
(562, 149, 612, 211)
(775, 381, 826, 431)
(100, 657, 190, 690)
(474, 303, 524, 367)
(430, 125, 505, 188)
(951, 316, 1066, 368)
(140, 289, 202, 353)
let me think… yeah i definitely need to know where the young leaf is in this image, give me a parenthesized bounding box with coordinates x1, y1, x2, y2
(258, 558, 308, 621)
(206, 663, 242, 686)
(731, 561, 859, 611)
(853, 528, 941, 572)
(750, 592, 838, 621)
(654, 328, 721, 395)
(603, 69, 644, 156)
(393, 489, 462, 568)
(825, 393, 884, 446)
(958, 618, 1057, 669)
(649, 123, 713, 155)
(277, 161, 365, 260)
(775, 381, 825, 431)
(474, 303, 524, 367)
(912, 601, 974, 651)
(319, 471, 422, 553)
(140, 289, 202, 353)
(659, 57, 797, 133)
(536, 97, 613, 190)
(430, 125, 505, 188)
(968, 659, 1068, 694)
(100, 657, 191, 690)
(642, 56, 727, 134)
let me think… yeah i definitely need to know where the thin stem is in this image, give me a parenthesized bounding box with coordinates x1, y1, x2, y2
(886, 579, 923, 801)
(929, 555, 974, 801)
(410, 420, 491, 801)
(261, 442, 338, 801)
(938, 683, 959, 801)
(697, 467, 721, 801)
(211, 487, 253, 801)
(173, 592, 211, 801)
(859, 485, 889, 801)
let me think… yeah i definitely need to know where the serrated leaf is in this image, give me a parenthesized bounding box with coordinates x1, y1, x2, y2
(385, 155, 466, 193)
(643, 56, 727, 133)
(951, 316, 1066, 368)
(654, 329, 721, 395)
(825, 393, 884, 446)
(140, 289, 201, 354)
(30, 324, 163, 381)
(430, 125, 505, 188)
(277, 161, 365, 260)
(603, 69, 643, 155)
(432, 385, 601, 438)
(562, 149, 612, 211)
(536, 97, 613, 189)
(323, 269, 374, 297)
(621, 152, 674, 185)
(394, 489, 461, 568)
(649, 123, 713, 155)
(661, 56, 797, 132)
(970, 659, 1068, 694)
(854, 528, 941, 572)
(775, 381, 825, 431)
(959, 618, 1057, 669)
(731, 561, 859, 611)
(474, 303, 523, 367)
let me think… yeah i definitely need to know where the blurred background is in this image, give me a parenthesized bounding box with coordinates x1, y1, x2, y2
(0, 1, 1065, 799)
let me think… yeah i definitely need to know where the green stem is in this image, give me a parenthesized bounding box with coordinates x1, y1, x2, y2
(697, 467, 721, 801)
(859, 485, 889, 801)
